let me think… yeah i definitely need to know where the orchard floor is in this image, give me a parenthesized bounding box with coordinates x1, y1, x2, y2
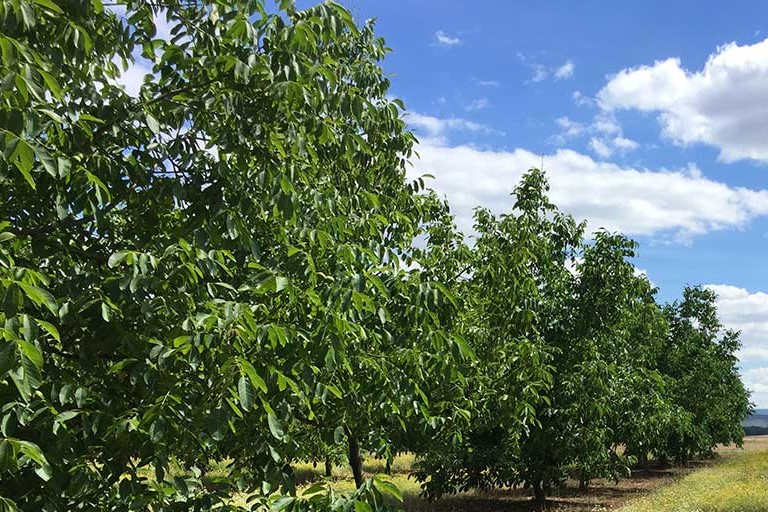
(259, 436, 768, 512)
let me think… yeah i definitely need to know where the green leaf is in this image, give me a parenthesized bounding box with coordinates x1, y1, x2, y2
(33, 144, 56, 177)
(453, 334, 476, 360)
(237, 375, 254, 411)
(272, 496, 294, 511)
(18, 340, 43, 369)
(3, 284, 20, 316)
(32, 0, 63, 13)
(0, 343, 17, 377)
(239, 358, 267, 393)
(35, 464, 53, 481)
(54, 410, 79, 423)
(101, 303, 111, 322)
(16, 440, 47, 467)
(274, 275, 289, 292)
(12, 138, 35, 189)
(36, 319, 60, 342)
(146, 113, 160, 134)
(18, 283, 57, 315)
(354, 501, 372, 512)
(108, 250, 130, 268)
(267, 412, 284, 440)
(373, 478, 403, 502)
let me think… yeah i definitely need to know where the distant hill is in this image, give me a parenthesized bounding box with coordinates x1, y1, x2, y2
(743, 409, 768, 435)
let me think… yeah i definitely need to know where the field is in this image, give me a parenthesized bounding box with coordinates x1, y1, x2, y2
(617, 436, 768, 512)
(246, 436, 768, 511)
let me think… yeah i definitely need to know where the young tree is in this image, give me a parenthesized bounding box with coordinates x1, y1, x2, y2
(657, 286, 752, 463)
(0, 0, 460, 509)
(415, 169, 581, 504)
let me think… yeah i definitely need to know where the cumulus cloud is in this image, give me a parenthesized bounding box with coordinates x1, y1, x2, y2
(707, 283, 768, 406)
(742, 367, 768, 407)
(411, 139, 768, 239)
(434, 30, 461, 47)
(706, 285, 768, 360)
(554, 60, 575, 80)
(598, 38, 768, 162)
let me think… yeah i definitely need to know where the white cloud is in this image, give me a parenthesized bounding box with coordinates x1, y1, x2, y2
(588, 137, 612, 158)
(406, 112, 492, 143)
(613, 136, 640, 151)
(465, 98, 490, 111)
(706, 284, 768, 406)
(531, 64, 548, 82)
(555, 112, 638, 157)
(592, 112, 620, 135)
(434, 30, 461, 47)
(109, 7, 181, 96)
(552, 97, 643, 158)
(742, 367, 768, 408)
(587, 136, 640, 158)
(412, 139, 768, 239)
(573, 91, 595, 107)
(598, 38, 768, 162)
(113, 58, 152, 96)
(706, 285, 768, 361)
(554, 60, 575, 80)
(703, 285, 768, 354)
(556, 116, 585, 138)
(517, 53, 574, 83)
(477, 80, 501, 87)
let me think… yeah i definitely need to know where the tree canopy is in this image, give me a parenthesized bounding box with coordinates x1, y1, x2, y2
(0, 0, 752, 510)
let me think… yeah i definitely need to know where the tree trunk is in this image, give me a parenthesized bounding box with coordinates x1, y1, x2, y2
(579, 477, 588, 491)
(385, 457, 392, 475)
(345, 426, 364, 488)
(324, 456, 332, 477)
(532, 480, 547, 510)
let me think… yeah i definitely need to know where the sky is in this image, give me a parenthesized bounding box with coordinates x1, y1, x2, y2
(116, 1, 768, 407)
(329, 0, 768, 407)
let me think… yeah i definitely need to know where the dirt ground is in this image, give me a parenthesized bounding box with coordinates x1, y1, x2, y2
(398, 436, 768, 512)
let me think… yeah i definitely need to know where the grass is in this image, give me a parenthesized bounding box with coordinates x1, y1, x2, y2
(617, 437, 768, 512)
(207, 436, 768, 510)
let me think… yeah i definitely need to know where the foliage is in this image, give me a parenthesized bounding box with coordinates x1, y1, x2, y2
(655, 286, 752, 463)
(0, 0, 462, 509)
(413, 171, 751, 509)
(0, 0, 752, 510)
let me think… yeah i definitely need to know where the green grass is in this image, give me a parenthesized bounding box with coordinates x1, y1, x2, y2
(618, 449, 768, 512)
(155, 440, 768, 511)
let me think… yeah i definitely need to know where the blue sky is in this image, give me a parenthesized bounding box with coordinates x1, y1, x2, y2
(332, 0, 768, 406)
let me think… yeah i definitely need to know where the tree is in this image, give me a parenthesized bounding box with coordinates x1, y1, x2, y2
(415, 169, 581, 506)
(656, 286, 752, 463)
(0, 0, 460, 509)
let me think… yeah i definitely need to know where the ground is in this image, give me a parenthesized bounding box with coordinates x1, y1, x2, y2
(265, 436, 768, 511)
